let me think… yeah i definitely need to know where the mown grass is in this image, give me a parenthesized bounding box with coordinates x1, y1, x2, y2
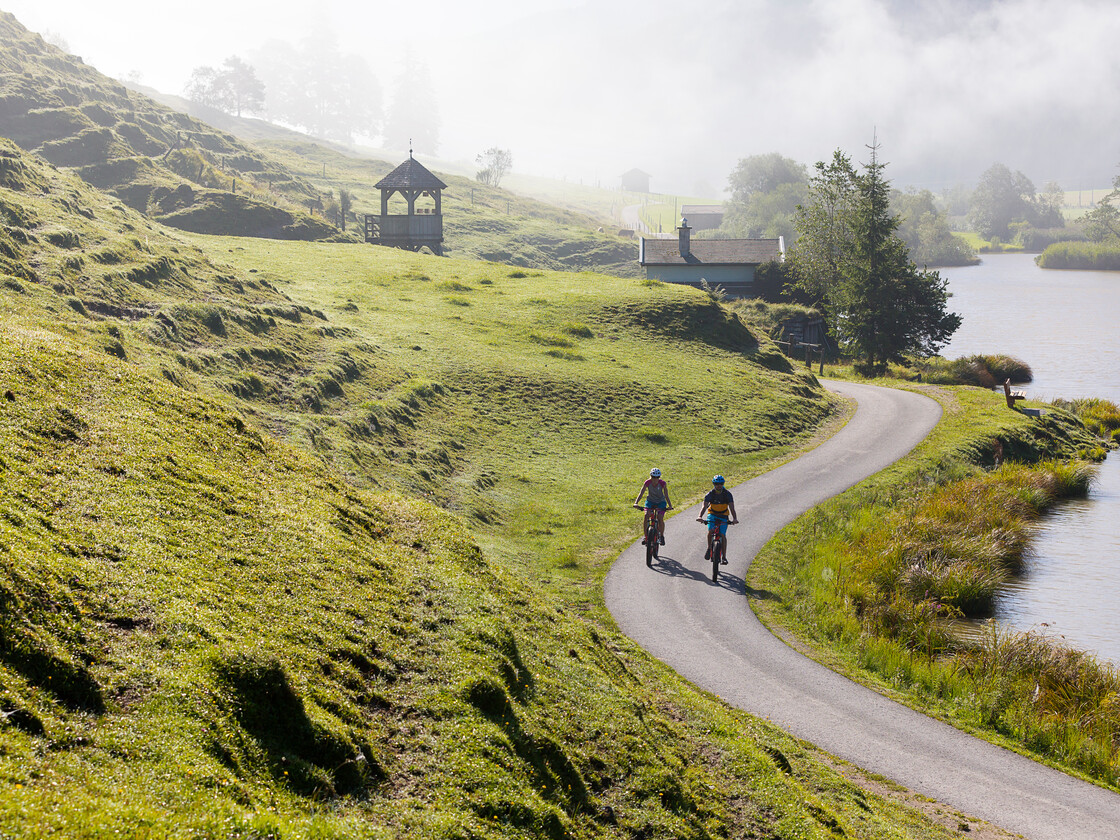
(0, 137, 985, 838)
(749, 382, 1120, 788)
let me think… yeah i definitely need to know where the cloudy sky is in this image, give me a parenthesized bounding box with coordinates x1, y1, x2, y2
(5, 0, 1120, 195)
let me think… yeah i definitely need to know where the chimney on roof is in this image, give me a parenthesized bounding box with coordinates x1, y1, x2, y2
(678, 218, 691, 257)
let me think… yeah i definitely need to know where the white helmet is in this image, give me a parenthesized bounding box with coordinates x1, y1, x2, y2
(650, 468, 661, 478)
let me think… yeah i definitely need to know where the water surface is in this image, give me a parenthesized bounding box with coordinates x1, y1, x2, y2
(939, 253, 1120, 665)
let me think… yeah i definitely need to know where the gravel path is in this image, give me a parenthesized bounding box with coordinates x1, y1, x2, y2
(605, 380, 1120, 839)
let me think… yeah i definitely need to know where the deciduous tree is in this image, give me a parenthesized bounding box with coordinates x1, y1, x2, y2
(789, 151, 859, 305)
(475, 148, 512, 187)
(722, 153, 808, 240)
(1082, 174, 1120, 242)
(892, 189, 976, 267)
(184, 56, 265, 117)
(252, 33, 382, 144)
(384, 51, 440, 155)
(968, 163, 1038, 241)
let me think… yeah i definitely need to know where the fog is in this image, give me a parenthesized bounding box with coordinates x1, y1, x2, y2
(6, 0, 1120, 195)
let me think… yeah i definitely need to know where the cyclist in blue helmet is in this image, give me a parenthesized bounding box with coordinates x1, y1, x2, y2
(697, 474, 738, 564)
(634, 467, 673, 546)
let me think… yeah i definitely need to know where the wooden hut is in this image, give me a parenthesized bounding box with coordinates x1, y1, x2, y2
(364, 152, 447, 254)
(619, 168, 652, 193)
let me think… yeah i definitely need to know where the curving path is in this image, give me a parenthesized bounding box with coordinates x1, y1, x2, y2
(605, 380, 1120, 839)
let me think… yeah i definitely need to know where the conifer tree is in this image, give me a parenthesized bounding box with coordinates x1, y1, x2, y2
(793, 141, 961, 374)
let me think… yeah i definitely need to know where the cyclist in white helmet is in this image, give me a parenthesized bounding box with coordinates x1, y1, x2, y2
(634, 468, 673, 546)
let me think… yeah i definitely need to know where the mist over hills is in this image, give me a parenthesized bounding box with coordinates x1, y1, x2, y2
(6, 0, 1119, 197)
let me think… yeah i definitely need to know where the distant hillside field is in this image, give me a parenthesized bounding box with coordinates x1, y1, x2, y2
(0, 12, 340, 240)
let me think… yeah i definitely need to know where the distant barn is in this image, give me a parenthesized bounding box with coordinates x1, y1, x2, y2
(619, 168, 652, 193)
(680, 204, 725, 231)
(639, 219, 783, 298)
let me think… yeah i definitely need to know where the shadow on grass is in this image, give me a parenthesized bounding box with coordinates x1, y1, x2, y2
(744, 585, 782, 602)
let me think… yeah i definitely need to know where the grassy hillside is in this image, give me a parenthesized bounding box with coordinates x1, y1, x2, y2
(0, 135, 998, 838)
(249, 137, 643, 276)
(124, 64, 647, 276)
(0, 6, 647, 277)
(0, 11, 334, 239)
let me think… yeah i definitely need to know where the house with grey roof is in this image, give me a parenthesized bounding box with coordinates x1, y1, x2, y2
(638, 220, 783, 298)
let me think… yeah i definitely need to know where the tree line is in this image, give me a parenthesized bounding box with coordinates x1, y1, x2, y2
(722, 154, 1086, 261)
(716, 145, 1120, 365)
(721, 152, 977, 267)
(183, 36, 440, 153)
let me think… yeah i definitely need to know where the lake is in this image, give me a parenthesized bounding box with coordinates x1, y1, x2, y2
(939, 253, 1120, 665)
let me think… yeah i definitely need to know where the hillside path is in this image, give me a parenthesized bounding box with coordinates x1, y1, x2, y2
(605, 380, 1120, 839)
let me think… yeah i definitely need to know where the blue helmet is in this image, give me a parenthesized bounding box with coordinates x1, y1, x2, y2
(650, 468, 661, 478)
(712, 475, 725, 485)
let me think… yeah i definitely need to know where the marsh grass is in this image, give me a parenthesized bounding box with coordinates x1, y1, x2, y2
(1053, 397, 1120, 442)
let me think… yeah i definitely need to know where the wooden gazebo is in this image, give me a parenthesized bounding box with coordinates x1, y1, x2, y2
(364, 152, 447, 254)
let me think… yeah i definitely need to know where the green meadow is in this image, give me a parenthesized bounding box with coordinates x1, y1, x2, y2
(2, 138, 989, 838)
(183, 234, 831, 596)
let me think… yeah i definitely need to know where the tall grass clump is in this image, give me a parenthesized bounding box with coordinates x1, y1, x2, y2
(1037, 241, 1120, 270)
(919, 354, 1032, 387)
(958, 625, 1120, 780)
(843, 461, 1093, 625)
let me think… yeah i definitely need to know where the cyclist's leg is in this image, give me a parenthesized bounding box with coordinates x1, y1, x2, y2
(656, 507, 666, 542)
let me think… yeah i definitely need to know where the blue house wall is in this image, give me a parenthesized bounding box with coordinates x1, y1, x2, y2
(644, 264, 756, 288)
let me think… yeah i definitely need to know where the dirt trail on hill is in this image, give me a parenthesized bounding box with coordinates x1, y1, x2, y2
(606, 380, 1120, 839)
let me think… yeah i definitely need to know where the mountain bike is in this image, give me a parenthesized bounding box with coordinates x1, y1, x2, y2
(701, 517, 735, 582)
(635, 505, 661, 566)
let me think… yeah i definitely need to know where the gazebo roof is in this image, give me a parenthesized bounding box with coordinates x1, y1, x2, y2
(375, 156, 448, 190)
